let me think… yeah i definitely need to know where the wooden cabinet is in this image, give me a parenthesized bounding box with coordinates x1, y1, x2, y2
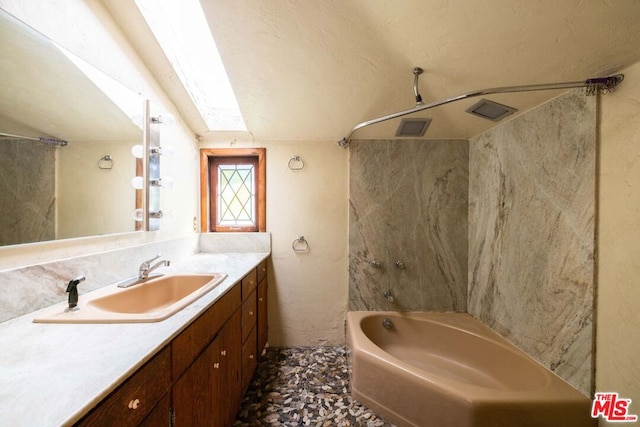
(76, 257, 269, 427)
(257, 259, 268, 356)
(76, 346, 171, 427)
(217, 309, 242, 426)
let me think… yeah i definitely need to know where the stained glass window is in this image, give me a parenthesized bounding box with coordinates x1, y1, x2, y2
(217, 164, 256, 228)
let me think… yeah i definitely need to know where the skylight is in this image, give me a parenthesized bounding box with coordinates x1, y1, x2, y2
(134, 0, 246, 131)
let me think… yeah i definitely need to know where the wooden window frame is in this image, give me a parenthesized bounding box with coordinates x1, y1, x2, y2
(200, 148, 266, 232)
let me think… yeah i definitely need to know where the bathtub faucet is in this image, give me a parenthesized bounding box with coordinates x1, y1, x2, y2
(383, 290, 394, 302)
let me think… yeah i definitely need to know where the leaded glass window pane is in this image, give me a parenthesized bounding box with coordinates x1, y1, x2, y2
(217, 164, 256, 227)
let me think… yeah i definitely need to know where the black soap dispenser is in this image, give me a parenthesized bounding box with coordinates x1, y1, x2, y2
(65, 276, 86, 311)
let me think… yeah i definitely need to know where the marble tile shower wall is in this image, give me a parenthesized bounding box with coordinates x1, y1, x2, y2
(0, 139, 55, 245)
(0, 235, 199, 323)
(349, 139, 469, 312)
(468, 90, 596, 395)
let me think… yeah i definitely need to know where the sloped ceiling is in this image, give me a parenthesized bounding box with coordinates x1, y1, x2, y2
(112, 0, 640, 142)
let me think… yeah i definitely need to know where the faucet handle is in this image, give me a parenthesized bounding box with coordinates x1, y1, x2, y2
(144, 254, 162, 264)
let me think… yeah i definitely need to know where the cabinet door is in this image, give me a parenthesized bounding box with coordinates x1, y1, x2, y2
(217, 309, 242, 426)
(172, 285, 240, 380)
(140, 394, 170, 427)
(172, 338, 220, 426)
(241, 326, 258, 394)
(76, 347, 170, 427)
(257, 278, 268, 355)
(241, 289, 257, 343)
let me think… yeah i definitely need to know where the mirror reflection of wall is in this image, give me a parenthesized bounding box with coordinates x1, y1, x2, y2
(0, 137, 56, 245)
(0, 9, 144, 246)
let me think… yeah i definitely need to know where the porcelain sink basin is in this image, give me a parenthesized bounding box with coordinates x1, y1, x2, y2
(33, 273, 227, 324)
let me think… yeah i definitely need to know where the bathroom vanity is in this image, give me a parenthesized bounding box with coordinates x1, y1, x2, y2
(0, 252, 269, 426)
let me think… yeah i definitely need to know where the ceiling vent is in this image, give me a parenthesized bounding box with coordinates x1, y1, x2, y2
(395, 118, 432, 137)
(466, 99, 517, 122)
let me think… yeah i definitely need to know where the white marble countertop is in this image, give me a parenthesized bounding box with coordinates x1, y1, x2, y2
(0, 251, 269, 426)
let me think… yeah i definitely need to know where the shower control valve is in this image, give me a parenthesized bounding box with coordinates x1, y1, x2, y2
(369, 260, 382, 269)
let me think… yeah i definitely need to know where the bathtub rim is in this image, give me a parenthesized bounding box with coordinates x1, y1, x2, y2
(346, 310, 590, 404)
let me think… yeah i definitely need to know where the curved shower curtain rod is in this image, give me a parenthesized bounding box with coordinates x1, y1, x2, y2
(337, 72, 624, 148)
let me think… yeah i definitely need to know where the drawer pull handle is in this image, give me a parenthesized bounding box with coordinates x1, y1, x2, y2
(214, 362, 220, 369)
(249, 354, 254, 360)
(128, 399, 140, 410)
(259, 298, 263, 302)
(221, 350, 227, 356)
(262, 267, 266, 272)
(249, 311, 254, 316)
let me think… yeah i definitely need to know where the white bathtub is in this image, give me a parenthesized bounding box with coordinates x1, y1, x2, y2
(347, 311, 595, 427)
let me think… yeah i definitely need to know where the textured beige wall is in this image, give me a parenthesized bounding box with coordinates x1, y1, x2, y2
(57, 141, 136, 239)
(597, 61, 640, 417)
(200, 139, 349, 346)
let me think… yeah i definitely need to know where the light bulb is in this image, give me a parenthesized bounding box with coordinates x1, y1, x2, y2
(131, 145, 144, 159)
(151, 113, 175, 126)
(132, 208, 143, 221)
(131, 176, 144, 190)
(160, 145, 175, 156)
(161, 177, 174, 188)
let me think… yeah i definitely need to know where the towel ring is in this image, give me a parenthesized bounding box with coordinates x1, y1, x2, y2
(292, 236, 310, 253)
(98, 155, 113, 170)
(288, 156, 304, 170)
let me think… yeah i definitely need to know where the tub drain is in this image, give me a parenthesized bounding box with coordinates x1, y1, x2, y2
(382, 318, 394, 329)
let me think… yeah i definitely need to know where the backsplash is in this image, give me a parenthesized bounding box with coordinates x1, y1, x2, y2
(0, 233, 272, 324)
(0, 235, 199, 323)
(468, 89, 596, 395)
(348, 139, 468, 311)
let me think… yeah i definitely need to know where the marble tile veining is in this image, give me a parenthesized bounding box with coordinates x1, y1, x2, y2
(468, 90, 596, 394)
(0, 139, 55, 246)
(235, 346, 395, 427)
(349, 139, 468, 312)
(0, 235, 200, 322)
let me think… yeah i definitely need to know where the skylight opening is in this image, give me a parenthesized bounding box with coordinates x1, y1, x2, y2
(134, 0, 246, 131)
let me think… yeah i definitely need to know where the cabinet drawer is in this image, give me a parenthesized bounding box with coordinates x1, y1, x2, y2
(257, 259, 268, 284)
(172, 284, 241, 380)
(241, 326, 258, 392)
(241, 288, 257, 343)
(77, 346, 170, 427)
(241, 268, 257, 299)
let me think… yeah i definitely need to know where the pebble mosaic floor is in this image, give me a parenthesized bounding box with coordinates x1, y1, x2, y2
(234, 346, 397, 427)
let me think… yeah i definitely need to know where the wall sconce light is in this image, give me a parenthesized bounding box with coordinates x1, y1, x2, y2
(131, 144, 174, 159)
(132, 100, 175, 230)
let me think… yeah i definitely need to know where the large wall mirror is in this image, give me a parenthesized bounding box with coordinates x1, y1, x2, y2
(0, 9, 144, 246)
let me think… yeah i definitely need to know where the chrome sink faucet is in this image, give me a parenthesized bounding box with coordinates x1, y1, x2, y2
(138, 254, 170, 280)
